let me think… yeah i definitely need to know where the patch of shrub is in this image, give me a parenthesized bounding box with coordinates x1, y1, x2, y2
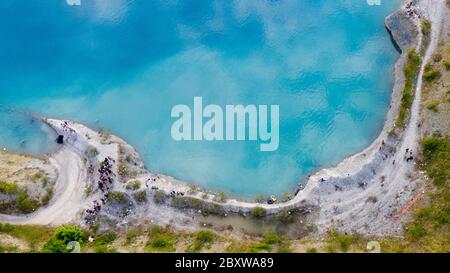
(444, 60, 450, 70)
(248, 243, 272, 253)
(326, 230, 361, 253)
(41, 188, 54, 206)
(145, 226, 177, 252)
(133, 190, 147, 203)
(213, 192, 227, 203)
(43, 225, 87, 253)
(396, 49, 422, 127)
(420, 136, 450, 186)
(426, 100, 439, 112)
(0, 224, 53, 249)
(0, 181, 18, 194)
(306, 247, 318, 253)
(16, 191, 39, 214)
(126, 180, 141, 191)
(107, 191, 129, 205)
(432, 53, 442, 62)
(251, 207, 266, 218)
(262, 231, 283, 245)
(187, 230, 216, 252)
(423, 68, 441, 82)
(153, 190, 167, 204)
(406, 225, 427, 240)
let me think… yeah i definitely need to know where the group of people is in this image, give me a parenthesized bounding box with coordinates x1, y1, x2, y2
(405, 148, 415, 162)
(84, 157, 116, 224)
(98, 157, 115, 192)
(405, 1, 421, 20)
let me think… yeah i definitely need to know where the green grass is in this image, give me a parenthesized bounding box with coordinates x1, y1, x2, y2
(41, 188, 53, 206)
(187, 230, 215, 252)
(420, 136, 450, 187)
(0, 181, 18, 194)
(420, 20, 431, 55)
(213, 192, 227, 203)
(306, 247, 318, 253)
(145, 226, 177, 253)
(250, 206, 266, 218)
(423, 67, 441, 82)
(426, 100, 439, 112)
(325, 230, 362, 253)
(0, 241, 18, 253)
(16, 191, 39, 214)
(248, 243, 272, 253)
(396, 49, 422, 128)
(432, 53, 442, 62)
(88, 232, 118, 253)
(107, 191, 129, 205)
(126, 180, 141, 191)
(133, 190, 147, 203)
(380, 136, 450, 252)
(444, 60, 450, 70)
(0, 224, 54, 251)
(125, 229, 143, 245)
(153, 190, 167, 204)
(262, 231, 291, 253)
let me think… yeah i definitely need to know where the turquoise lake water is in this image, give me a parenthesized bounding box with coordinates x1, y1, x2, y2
(0, 0, 400, 196)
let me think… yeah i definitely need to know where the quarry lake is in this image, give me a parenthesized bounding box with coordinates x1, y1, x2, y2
(0, 0, 400, 196)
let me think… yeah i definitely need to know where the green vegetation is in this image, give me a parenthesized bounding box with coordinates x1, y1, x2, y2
(187, 230, 215, 252)
(41, 188, 54, 206)
(0, 181, 18, 194)
(444, 60, 450, 70)
(43, 225, 87, 253)
(88, 147, 98, 157)
(423, 64, 441, 82)
(381, 136, 449, 252)
(420, 20, 431, 55)
(261, 231, 291, 253)
(0, 242, 17, 253)
(426, 100, 439, 112)
(250, 206, 266, 218)
(145, 226, 177, 252)
(126, 180, 141, 191)
(88, 232, 118, 253)
(133, 190, 147, 203)
(0, 224, 53, 250)
(153, 190, 167, 204)
(117, 164, 128, 177)
(16, 191, 39, 213)
(432, 53, 442, 62)
(306, 247, 318, 253)
(171, 196, 225, 216)
(213, 192, 227, 203)
(125, 229, 143, 245)
(249, 242, 272, 253)
(107, 191, 129, 205)
(325, 230, 362, 253)
(396, 49, 422, 128)
(419, 136, 449, 187)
